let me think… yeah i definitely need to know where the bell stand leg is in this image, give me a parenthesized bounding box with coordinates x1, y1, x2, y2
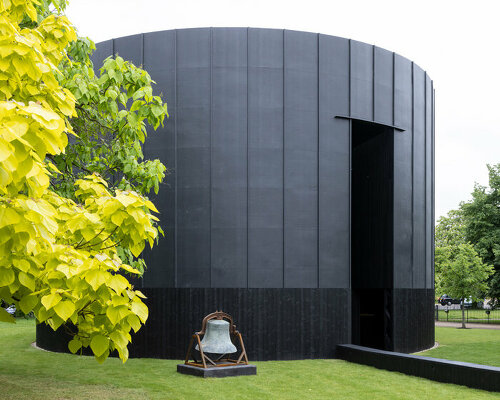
(185, 335, 205, 367)
(228, 333, 249, 365)
(195, 334, 208, 368)
(184, 335, 195, 364)
(185, 334, 220, 368)
(185, 334, 215, 368)
(237, 332, 249, 364)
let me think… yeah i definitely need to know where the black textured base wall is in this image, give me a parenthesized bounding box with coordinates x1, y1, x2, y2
(37, 288, 350, 360)
(35, 287, 434, 360)
(129, 288, 351, 360)
(393, 289, 435, 353)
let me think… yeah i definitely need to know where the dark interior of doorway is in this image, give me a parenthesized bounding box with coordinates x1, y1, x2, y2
(351, 120, 394, 350)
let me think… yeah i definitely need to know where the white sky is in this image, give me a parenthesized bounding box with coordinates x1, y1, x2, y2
(66, 0, 500, 221)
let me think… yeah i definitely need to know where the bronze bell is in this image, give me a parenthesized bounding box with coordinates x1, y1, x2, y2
(182, 311, 251, 372)
(195, 319, 237, 354)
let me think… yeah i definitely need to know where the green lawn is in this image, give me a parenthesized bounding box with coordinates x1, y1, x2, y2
(418, 326, 500, 367)
(1, 320, 499, 400)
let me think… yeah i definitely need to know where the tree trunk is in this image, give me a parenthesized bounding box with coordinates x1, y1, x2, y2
(461, 298, 466, 329)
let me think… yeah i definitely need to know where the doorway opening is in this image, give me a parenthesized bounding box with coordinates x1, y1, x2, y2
(351, 120, 394, 350)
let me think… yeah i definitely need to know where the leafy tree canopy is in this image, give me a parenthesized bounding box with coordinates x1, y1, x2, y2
(435, 164, 500, 306)
(53, 35, 168, 200)
(0, 0, 166, 363)
(52, 25, 168, 274)
(437, 243, 493, 327)
(438, 243, 493, 299)
(461, 164, 500, 303)
(435, 209, 466, 248)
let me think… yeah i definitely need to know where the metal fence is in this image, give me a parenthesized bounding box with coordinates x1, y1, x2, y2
(435, 306, 500, 324)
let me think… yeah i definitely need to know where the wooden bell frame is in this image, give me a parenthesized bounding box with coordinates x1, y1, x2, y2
(184, 311, 249, 368)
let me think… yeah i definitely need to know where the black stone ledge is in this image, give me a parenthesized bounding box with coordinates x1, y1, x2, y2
(177, 364, 257, 378)
(337, 344, 500, 392)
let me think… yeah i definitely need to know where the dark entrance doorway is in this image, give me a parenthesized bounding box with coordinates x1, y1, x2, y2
(351, 120, 394, 350)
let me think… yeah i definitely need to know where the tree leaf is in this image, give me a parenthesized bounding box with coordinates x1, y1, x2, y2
(94, 349, 110, 363)
(127, 314, 141, 333)
(90, 334, 109, 357)
(41, 293, 62, 310)
(117, 345, 129, 363)
(18, 271, 35, 291)
(85, 269, 107, 290)
(106, 305, 128, 325)
(109, 275, 129, 294)
(0, 307, 15, 323)
(109, 330, 128, 349)
(12, 259, 31, 273)
(131, 301, 148, 323)
(19, 294, 37, 314)
(53, 300, 76, 321)
(68, 338, 82, 354)
(0, 268, 15, 286)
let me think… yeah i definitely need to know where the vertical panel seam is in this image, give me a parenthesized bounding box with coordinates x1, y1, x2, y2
(391, 51, 395, 289)
(141, 33, 144, 69)
(317, 33, 320, 288)
(424, 72, 427, 289)
(431, 85, 436, 289)
(282, 29, 286, 289)
(392, 52, 396, 125)
(372, 45, 375, 121)
(316, 33, 321, 288)
(209, 28, 213, 288)
(348, 40, 352, 118)
(348, 39, 352, 289)
(246, 28, 249, 288)
(411, 62, 415, 289)
(174, 30, 178, 288)
(391, 128, 395, 290)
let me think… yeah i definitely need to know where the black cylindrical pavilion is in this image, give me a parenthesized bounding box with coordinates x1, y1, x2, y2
(37, 28, 435, 359)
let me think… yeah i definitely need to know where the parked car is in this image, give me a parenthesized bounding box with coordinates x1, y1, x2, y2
(463, 297, 473, 308)
(438, 294, 461, 306)
(5, 305, 16, 315)
(438, 295, 476, 308)
(1, 301, 16, 315)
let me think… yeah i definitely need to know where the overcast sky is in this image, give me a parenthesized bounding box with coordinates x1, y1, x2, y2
(66, 0, 499, 221)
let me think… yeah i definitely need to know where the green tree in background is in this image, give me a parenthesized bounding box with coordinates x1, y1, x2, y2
(437, 243, 493, 328)
(461, 164, 500, 307)
(435, 209, 467, 295)
(435, 209, 466, 248)
(435, 164, 500, 308)
(54, 38, 168, 200)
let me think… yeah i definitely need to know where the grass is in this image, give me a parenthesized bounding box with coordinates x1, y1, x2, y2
(1, 320, 499, 400)
(435, 308, 500, 324)
(418, 326, 500, 367)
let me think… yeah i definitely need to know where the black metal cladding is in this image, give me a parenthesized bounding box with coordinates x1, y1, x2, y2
(91, 28, 434, 291)
(56, 28, 436, 358)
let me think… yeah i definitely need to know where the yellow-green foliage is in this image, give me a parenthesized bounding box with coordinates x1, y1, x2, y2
(0, 0, 159, 363)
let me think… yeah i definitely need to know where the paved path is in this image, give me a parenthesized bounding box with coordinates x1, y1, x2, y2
(436, 321, 500, 330)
